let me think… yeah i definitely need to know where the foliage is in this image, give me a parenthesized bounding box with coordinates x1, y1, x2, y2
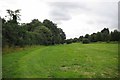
(101, 28, 110, 42)
(2, 9, 120, 46)
(43, 19, 66, 44)
(82, 38, 90, 44)
(90, 33, 97, 42)
(2, 9, 66, 47)
(68, 28, 120, 44)
(110, 30, 120, 41)
(79, 36, 83, 41)
(66, 38, 73, 44)
(6, 9, 21, 24)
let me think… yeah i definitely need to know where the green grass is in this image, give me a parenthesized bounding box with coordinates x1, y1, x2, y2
(3, 42, 118, 78)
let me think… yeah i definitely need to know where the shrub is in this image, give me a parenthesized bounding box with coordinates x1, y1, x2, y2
(66, 39, 73, 44)
(82, 38, 90, 44)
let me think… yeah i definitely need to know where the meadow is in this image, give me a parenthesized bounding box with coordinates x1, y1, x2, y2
(3, 42, 118, 78)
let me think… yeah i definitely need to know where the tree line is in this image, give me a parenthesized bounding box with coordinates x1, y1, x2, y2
(66, 28, 120, 44)
(2, 9, 66, 47)
(2, 9, 120, 47)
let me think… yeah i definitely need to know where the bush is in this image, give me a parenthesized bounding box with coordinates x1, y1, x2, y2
(66, 39, 73, 44)
(82, 38, 90, 44)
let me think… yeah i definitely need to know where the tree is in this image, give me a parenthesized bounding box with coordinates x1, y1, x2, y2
(85, 34, 89, 38)
(85, 34, 91, 42)
(6, 9, 21, 24)
(58, 28, 66, 44)
(90, 33, 97, 42)
(2, 18, 8, 47)
(101, 28, 110, 42)
(82, 38, 90, 44)
(2, 9, 22, 47)
(34, 26, 52, 45)
(26, 19, 42, 32)
(43, 19, 66, 44)
(2, 9, 66, 47)
(73, 38, 78, 43)
(66, 38, 73, 44)
(96, 32, 102, 41)
(79, 36, 83, 42)
(110, 30, 120, 41)
(2, 21, 20, 46)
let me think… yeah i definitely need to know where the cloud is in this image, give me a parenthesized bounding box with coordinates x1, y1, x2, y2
(48, 2, 90, 24)
(45, 1, 118, 38)
(48, 1, 118, 27)
(50, 9, 71, 21)
(0, 0, 119, 38)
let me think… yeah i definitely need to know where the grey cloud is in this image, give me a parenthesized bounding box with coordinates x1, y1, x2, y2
(51, 11, 71, 21)
(48, 1, 118, 31)
(48, 2, 89, 23)
(49, 2, 89, 10)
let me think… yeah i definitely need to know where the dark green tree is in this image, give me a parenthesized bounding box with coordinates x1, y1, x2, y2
(73, 38, 78, 43)
(96, 32, 102, 41)
(110, 30, 120, 41)
(26, 19, 42, 32)
(2, 9, 66, 47)
(6, 9, 21, 24)
(90, 33, 97, 42)
(79, 36, 83, 41)
(82, 38, 90, 44)
(101, 28, 110, 42)
(66, 38, 73, 44)
(85, 34, 91, 41)
(34, 26, 52, 45)
(43, 19, 66, 44)
(58, 28, 66, 44)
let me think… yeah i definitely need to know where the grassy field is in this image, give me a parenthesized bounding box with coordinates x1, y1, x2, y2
(3, 42, 118, 78)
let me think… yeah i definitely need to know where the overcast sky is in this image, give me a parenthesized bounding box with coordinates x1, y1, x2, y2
(0, 0, 119, 39)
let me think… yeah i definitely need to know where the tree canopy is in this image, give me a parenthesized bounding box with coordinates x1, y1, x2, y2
(2, 9, 66, 47)
(66, 28, 120, 44)
(2, 9, 120, 47)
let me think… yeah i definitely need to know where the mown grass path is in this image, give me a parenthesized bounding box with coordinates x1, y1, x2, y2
(3, 43, 118, 78)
